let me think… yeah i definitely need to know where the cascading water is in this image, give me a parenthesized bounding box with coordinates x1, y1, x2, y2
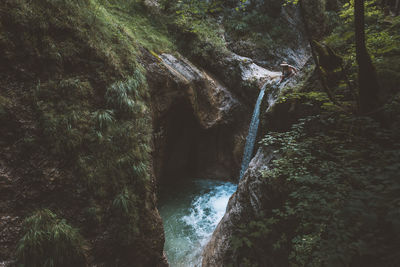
(239, 79, 281, 180)
(159, 76, 279, 266)
(159, 179, 237, 267)
(239, 83, 268, 180)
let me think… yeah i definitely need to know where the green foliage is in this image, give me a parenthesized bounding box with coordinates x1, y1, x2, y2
(160, 0, 238, 19)
(325, 0, 400, 97)
(99, 0, 175, 52)
(229, 106, 400, 266)
(159, 0, 231, 65)
(76, 74, 152, 194)
(277, 91, 330, 104)
(113, 188, 134, 215)
(168, 10, 228, 59)
(223, 0, 298, 52)
(105, 70, 148, 116)
(234, 2, 400, 264)
(34, 78, 93, 157)
(112, 187, 140, 244)
(16, 210, 86, 267)
(173, 0, 212, 19)
(92, 109, 115, 131)
(1, 0, 156, 264)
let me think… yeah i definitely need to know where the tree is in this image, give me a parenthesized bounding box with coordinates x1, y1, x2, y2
(354, 0, 380, 114)
(298, 0, 339, 105)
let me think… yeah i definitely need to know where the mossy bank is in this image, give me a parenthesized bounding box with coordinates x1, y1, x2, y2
(0, 0, 168, 266)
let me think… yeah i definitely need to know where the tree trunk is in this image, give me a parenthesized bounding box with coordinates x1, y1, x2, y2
(298, 0, 338, 105)
(354, 0, 380, 114)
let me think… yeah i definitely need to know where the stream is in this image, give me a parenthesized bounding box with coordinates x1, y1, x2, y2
(159, 80, 277, 266)
(158, 179, 237, 266)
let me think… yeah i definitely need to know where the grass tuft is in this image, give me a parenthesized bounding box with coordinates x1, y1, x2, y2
(16, 209, 86, 267)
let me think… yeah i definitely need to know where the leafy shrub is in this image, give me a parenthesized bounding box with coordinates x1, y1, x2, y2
(222, 0, 298, 52)
(16, 209, 86, 267)
(1, 0, 158, 265)
(105, 70, 147, 116)
(228, 108, 400, 266)
(112, 187, 140, 243)
(325, 0, 400, 98)
(92, 109, 115, 131)
(228, 3, 400, 263)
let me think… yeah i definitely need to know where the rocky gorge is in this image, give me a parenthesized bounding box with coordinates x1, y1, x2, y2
(1, 0, 400, 266)
(0, 0, 309, 265)
(141, 13, 311, 264)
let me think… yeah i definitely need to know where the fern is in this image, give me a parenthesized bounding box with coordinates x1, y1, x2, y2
(92, 109, 114, 130)
(105, 71, 148, 115)
(131, 162, 148, 179)
(113, 187, 136, 215)
(16, 209, 86, 267)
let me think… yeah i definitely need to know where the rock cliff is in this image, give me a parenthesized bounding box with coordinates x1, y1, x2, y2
(202, 36, 311, 267)
(143, 49, 285, 183)
(202, 148, 277, 266)
(0, 0, 313, 265)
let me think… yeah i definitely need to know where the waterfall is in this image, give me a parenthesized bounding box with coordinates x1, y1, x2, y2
(239, 82, 269, 180)
(159, 179, 237, 267)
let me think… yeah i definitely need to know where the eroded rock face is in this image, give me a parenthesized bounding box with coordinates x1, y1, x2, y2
(201, 57, 311, 267)
(159, 53, 239, 129)
(226, 5, 310, 70)
(230, 53, 281, 86)
(143, 51, 246, 183)
(202, 148, 277, 266)
(141, 35, 311, 262)
(145, 50, 292, 183)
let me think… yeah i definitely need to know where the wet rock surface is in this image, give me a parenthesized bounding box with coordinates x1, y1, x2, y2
(201, 51, 311, 266)
(158, 53, 239, 129)
(0, 0, 313, 265)
(230, 53, 281, 84)
(202, 148, 278, 266)
(144, 47, 302, 183)
(143, 51, 249, 183)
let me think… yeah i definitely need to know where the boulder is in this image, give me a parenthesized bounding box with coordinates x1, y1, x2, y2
(202, 148, 278, 266)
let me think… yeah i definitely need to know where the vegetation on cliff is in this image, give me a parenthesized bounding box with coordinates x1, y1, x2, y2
(1, 0, 399, 266)
(0, 0, 168, 265)
(229, 108, 400, 265)
(16, 210, 86, 267)
(223, 1, 400, 266)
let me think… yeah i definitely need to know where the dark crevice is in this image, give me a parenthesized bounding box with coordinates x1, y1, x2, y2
(154, 99, 239, 186)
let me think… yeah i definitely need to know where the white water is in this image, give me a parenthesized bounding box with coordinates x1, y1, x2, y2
(159, 179, 237, 267)
(239, 78, 281, 180)
(239, 83, 267, 180)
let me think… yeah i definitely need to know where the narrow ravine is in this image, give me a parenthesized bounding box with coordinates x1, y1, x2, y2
(158, 179, 236, 266)
(158, 78, 281, 266)
(154, 50, 283, 266)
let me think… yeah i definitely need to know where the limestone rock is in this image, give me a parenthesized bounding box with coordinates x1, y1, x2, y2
(230, 52, 281, 87)
(159, 53, 239, 129)
(202, 148, 277, 266)
(142, 50, 244, 182)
